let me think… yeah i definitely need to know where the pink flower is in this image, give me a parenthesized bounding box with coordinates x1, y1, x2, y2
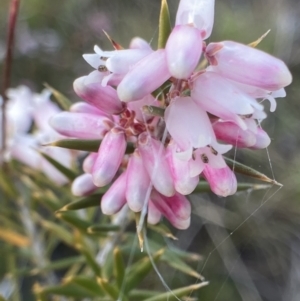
(101, 171, 127, 215)
(56, 0, 292, 230)
(191, 72, 264, 130)
(73, 76, 125, 115)
(126, 149, 151, 212)
(206, 41, 292, 91)
(72, 173, 98, 196)
(176, 0, 215, 39)
(203, 165, 237, 197)
(117, 50, 171, 102)
(167, 141, 199, 195)
(138, 133, 175, 197)
(165, 96, 215, 157)
(50, 112, 113, 139)
(151, 190, 191, 229)
(4, 86, 75, 185)
(165, 25, 203, 79)
(92, 127, 126, 187)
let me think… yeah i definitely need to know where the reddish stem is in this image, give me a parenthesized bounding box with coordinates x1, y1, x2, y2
(1, 0, 21, 162)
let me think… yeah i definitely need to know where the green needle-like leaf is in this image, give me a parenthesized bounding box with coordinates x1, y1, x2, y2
(63, 275, 104, 296)
(224, 157, 282, 186)
(28, 256, 85, 276)
(59, 193, 103, 211)
(194, 181, 272, 193)
(0, 170, 18, 198)
(33, 283, 97, 298)
(142, 282, 209, 301)
(46, 138, 135, 153)
(97, 278, 126, 300)
(39, 151, 77, 180)
(124, 249, 164, 293)
(44, 83, 72, 110)
(87, 224, 120, 234)
(114, 248, 125, 289)
(158, 0, 171, 49)
(38, 218, 73, 246)
(148, 223, 178, 240)
(56, 211, 92, 232)
(77, 245, 102, 276)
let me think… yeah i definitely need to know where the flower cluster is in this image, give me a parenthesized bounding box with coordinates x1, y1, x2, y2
(1, 86, 74, 185)
(50, 0, 292, 229)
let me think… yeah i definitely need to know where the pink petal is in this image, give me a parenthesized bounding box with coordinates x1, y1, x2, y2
(83, 153, 98, 173)
(195, 146, 227, 169)
(106, 49, 152, 74)
(151, 190, 191, 229)
(176, 0, 215, 39)
(117, 50, 171, 102)
(206, 41, 292, 91)
(192, 72, 262, 130)
(165, 25, 203, 79)
(70, 102, 109, 117)
(101, 172, 127, 215)
(165, 96, 214, 151)
(71, 173, 98, 196)
(130, 37, 152, 51)
(213, 121, 257, 148)
(167, 142, 199, 195)
(50, 112, 113, 139)
(126, 150, 151, 212)
(73, 76, 125, 115)
(203, 165, 237, 197)
(138, 133, 175, 197)
(148, 201, 162, 225)
(250, 127, 271, 149)
(92, 128, 126, 187)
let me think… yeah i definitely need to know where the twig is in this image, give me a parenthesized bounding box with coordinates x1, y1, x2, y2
(1, 0, 21, 163)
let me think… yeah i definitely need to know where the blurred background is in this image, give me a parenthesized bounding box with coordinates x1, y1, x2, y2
(1, 0, 300, 300)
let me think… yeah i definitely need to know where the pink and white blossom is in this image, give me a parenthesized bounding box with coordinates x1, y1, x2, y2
(50, 0, 292, 229)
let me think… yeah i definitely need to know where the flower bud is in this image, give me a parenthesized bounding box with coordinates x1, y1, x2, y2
(213, 121, 257, 148)
(117, 50, 171, 102)
(92, 128, 126, 187)
(73, 76, 125, 115)
(126, 150, 151, 212)
(206, 41, 292, 91)
(138, 133, 175, 197)
(50, 112, 113, 139)
(71, 173, 98, 196)
(203, 165, 237, 197)
(165, 25, 203, 79)
(250, 127, 271, 149)
(101, 172, 127, 215)
(147, 201, 162, 225)
(167, 141, 199, 195)
(151, 190, 191, 229)
(83, 153, 98, 173)
(70, 102, 108, 116)
(176, 0, 215, 39)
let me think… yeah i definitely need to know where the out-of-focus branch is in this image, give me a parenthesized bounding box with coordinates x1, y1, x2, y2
(1, 0, 21, 163)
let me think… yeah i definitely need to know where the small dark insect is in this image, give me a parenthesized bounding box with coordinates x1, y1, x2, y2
(98, 65, 108, 72)
(201, 153, 209, 163)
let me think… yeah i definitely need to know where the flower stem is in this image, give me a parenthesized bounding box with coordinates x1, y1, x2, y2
(1, 0, 21, 163)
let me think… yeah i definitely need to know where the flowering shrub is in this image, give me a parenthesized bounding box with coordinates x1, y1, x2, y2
(49, 0, 292, 229)
(1, 86, 74, 185)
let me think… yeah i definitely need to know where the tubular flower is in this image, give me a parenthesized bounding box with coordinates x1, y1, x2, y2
(50, 0, 292, 229)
